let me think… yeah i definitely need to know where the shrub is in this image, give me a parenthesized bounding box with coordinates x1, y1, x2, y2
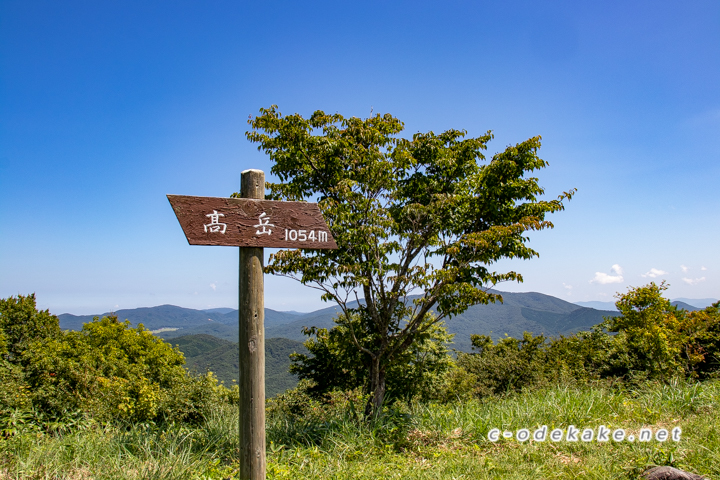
(0, 294, 231, 429)
(455, 332, 550, 397)
(290, 314, 454, 403)
(676, 301, 720, 378)
(453, 283, 720, 399)
(601, 282, 720, 381)
(19, 315, 193, 423)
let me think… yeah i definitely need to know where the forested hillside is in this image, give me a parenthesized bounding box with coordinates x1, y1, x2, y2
(170, 334, 307, 397)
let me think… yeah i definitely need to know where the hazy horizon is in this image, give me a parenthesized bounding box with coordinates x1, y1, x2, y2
(50, 292, 719, 317)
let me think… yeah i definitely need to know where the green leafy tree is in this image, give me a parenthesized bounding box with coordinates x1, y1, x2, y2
(543, 328, 617, 381)
(0, 293, 61, 363)
(453, 285, 720, 396)
(245, 106, 575, 414)
(602, 282, 685, 380)
(0, 294, 57, 418)
(0, 330, 31, 416)
(457, 332, 550, 396)
(290, 313, 453, 402)
(603, 282, 720, 380)
(682, 301, 720, 378)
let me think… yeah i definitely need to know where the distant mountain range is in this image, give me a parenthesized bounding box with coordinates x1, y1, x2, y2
(56, 291, 716, 397)
(202, 307, 236, 315)
(573, 298, 718, 312)
(59, 290, 631, 352)
(58, 305, 297, 332)
(258, 291, 624, 352)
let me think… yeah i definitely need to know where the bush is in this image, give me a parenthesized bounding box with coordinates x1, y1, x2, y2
(451, 283, 720, 399)
(455, 332, 551, 397)
(602, 282, 720, 381)
(0, 294, 231, 429)
(290, 314, 454, 403)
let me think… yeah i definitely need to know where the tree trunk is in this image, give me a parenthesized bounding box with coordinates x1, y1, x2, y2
(365, 356, 386, 417)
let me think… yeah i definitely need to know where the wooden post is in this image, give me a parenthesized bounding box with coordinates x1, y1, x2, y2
(238, 169, 266, 480)
(167, 168, 336, 480)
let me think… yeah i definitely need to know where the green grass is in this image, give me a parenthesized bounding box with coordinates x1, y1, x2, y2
(2, 380, 719, 479)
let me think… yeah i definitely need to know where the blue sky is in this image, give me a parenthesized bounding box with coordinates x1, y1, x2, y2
(1, 1, 718, 315)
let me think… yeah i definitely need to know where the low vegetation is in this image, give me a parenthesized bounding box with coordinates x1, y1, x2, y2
(292, 282, 720, 404)
(1, 283, 718, 479)
(0, 294, 230, 427)
(2, 380, 719, 479)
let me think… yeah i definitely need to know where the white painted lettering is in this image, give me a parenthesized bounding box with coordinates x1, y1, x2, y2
(204, 210, 227, 234)
(254, 212, 275, 236)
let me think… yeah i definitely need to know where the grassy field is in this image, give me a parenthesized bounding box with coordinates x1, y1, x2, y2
(2, 379, 718, 480)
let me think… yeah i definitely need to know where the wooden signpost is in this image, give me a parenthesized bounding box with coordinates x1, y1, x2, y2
(168, 169, 337, 480)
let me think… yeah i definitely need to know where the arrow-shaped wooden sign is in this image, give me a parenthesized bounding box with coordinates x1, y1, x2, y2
(167, 194, 337, 249)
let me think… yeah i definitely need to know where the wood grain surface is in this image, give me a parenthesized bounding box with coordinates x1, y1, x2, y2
(237, 170, 266, 480)
(167, 194, 337, 249)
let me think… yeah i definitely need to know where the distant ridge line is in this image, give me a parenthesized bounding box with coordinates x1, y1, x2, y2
(58, 290, 624, 353)
(575, 297, 718, 311)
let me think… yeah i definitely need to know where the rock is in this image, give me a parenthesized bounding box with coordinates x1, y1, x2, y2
(642, 466, 707, 480)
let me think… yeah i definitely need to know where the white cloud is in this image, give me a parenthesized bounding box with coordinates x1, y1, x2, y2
(591, 265, 624, 284)
(642, 268, 668, 278)
(682, 277, 706, 286)
(681, 265, 689, 273)
(701, 266, 707, 271)
(591, 272, 624, 284)
(210, 283, 217, 291)
(563, 283, 572, 296)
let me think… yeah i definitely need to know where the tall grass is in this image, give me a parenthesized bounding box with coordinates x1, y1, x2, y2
(2, 380, 718, 479)
(0, 409, 239, 480)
